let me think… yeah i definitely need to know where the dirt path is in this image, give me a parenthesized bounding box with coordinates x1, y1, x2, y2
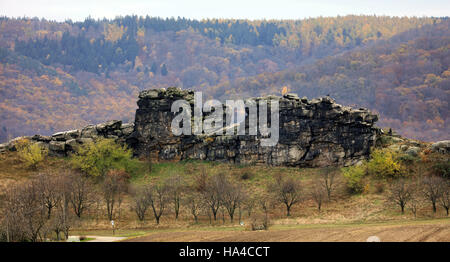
(88, 236, 127, 242)
(70, 236, 127, 242)
(124, 221, 450, 242)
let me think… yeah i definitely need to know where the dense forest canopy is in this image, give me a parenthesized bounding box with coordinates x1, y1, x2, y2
(0, 15, 448, 142)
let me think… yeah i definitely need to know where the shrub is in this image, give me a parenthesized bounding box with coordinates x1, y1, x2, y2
(239, 167, 254, 180)
(374, 182, 385, 194)
(342, 163, 366, 194)
(367, 148, 403, 179)
(431, 154, 450, 178)
(249, 216, 271, 231)
(15, 139, 48, 169)
(397, 153, 417, 165)
(70, 138, 138, 178)
(376, 134, 394, 147)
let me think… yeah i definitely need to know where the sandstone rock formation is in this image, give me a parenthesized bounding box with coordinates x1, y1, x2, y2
(127, 87, 379, 167)
(0, 120, 134, 156)
(1, 87, 380, 167)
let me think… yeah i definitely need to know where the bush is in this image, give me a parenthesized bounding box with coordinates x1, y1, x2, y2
(15, 139, 48, 169)
(342, 163, 366, 194)
(367, 148, 403, 179)
(70, 138, 139, 178)
(374, 182, 385, 194)
(376, 134, 395, 147)
(249, 216, 271, 231)
(239, 167, 254, 180)
(431, 155, 450, 178)
(397, 153, 417, 165)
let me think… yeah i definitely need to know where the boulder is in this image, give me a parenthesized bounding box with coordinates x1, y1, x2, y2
(405, 146, 420, 157)
(81, 125, 98, 138)
(431, 140, 450, 154)
(49, 141, 66, 155)
(0, 143, 7, 153)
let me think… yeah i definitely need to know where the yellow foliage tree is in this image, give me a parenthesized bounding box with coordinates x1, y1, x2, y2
(367, 148, 403, 178)
(15, 139, 48, 170)
(70, 138, 137, 177)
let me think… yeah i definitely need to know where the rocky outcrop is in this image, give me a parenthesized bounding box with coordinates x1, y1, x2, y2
(431, 140, 450, 154)
(0, 120, 134, 156)
(128, 87, 379, 167)
(1, 87, 380, 167)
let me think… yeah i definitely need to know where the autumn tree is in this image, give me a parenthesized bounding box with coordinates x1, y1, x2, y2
(71, 138, 137, 178)
(15, 139, 48, 170)
(367, 149, 403, 178)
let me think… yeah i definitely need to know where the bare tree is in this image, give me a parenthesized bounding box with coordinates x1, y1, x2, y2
(148, 182, 170, 225)
(252, 193, 272, 230)
(201, 173, 226, 221)
(320, 168, 339, 200)
(166, 174, 185, 220)
(258, 195, 271, 219)
(408, 185, 425, 218)
(3, 185, 28, 242)
(243, 194, 256, 218)
(47, 200, 75, 241)
(66, 171, 95, 218)
(311, 180, 326, 212)
(51, 174, 76, 241)
(4, 182, 48, 242)
(440, 181, 450, 216)
(130, 184, 152, 221)
(221, 178, 244, 223)
(388, 178, 414, 214)
(102, 170, 128, 221)
(184, 190, 204, 223)
(268, 174, 302, 216)
(422, 176, 443, 213)
(35, 173, 65, 219)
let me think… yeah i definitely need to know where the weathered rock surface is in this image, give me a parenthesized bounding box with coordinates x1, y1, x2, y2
(431, 140, 450, 154)
(0, 120, 134, 156)
(1, 87, 383, 167)
(128, 87, 379, 167)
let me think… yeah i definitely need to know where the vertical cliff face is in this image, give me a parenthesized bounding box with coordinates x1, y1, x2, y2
(128, 87, 378, 167)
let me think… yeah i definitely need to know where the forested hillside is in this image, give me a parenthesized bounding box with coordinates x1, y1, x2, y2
(0, 15, 448, 142)
(215, 21, 450, 141)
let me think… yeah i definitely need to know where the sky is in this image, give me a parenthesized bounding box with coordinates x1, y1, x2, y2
(0, 0, 449, 21)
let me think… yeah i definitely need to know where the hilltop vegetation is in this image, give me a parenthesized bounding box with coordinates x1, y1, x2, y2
(0, 132, 448, 241)
(0, 15, 448, 142)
